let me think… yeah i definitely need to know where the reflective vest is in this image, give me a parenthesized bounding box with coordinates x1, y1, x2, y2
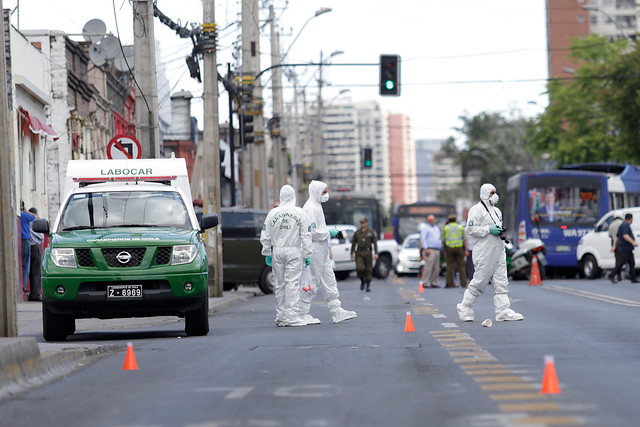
(444, 222, 464, 248)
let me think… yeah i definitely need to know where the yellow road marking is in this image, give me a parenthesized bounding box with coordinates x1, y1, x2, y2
(461, 363, 506, 370)
(481, 383, 536, 391)
(489, 392, 547, 401)
(454, 356, 497, 363)
(499, 402, 561, 412)
(414, 306, 439, 314)
(511, 416, 581, 425)
(474, 376, 528, 383)
(430, 330, 460, 334)
(466, 369, 513, 375)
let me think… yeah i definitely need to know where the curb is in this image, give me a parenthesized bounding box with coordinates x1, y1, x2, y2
(0, 338, 120, 400)
(0, 289, 258, 401)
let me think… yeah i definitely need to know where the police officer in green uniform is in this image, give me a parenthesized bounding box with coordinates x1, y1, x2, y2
(350, 217, 378, 292)
(442, 213, 468, 288)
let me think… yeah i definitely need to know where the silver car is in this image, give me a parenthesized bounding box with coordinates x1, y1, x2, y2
(395, 233, 423, 276)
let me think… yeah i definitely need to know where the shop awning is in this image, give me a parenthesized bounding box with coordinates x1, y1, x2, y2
(18, 107, 58, 139)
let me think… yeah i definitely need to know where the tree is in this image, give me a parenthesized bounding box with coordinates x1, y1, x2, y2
(529, 36, 640, 164)
(456, 111, 538, 194)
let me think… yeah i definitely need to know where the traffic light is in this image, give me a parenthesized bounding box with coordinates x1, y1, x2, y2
(363, 147, 373, 168)
(379, 54, 400, 96)
(241, 113, 254, 145)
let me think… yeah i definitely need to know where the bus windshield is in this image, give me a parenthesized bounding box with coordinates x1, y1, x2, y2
(323, 194, 382, 236)
(527, 177, 601, 225)
(393, 203, 454, 243)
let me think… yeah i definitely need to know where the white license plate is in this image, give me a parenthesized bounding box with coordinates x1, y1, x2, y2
(107, 285, 142, 298)
(556, 245, 572, 252)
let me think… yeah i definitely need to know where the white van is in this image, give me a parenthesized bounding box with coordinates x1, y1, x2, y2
(576, 207, 640, 278)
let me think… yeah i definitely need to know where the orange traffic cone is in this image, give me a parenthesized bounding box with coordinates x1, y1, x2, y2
(529, 256, 543, 286)
(418, 281, 424, 293)
(404, 311, 415, 332)
(540, 355, 561, 394)
(123, 342, 139, 370)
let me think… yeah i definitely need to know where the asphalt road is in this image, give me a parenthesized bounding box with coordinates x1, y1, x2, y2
(2, 273, 640, 427)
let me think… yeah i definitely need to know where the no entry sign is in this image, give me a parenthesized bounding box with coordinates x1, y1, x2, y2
(107, 134, 142, 159)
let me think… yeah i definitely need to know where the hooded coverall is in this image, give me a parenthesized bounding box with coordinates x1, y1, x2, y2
(299, 180, 357, 323)
(260, 185, 312, 326)
(457, 183, 524, 322)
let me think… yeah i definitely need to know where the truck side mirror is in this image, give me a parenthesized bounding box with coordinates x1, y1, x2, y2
(32, 218, 50, 235)
(200, 213, 219, 231)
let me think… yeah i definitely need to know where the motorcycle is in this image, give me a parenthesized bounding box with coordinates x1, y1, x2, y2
(505, 238, 547, 280)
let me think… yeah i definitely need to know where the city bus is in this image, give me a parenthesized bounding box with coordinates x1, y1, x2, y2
(322, 190, 398, 279)
(559, 163, 640, 210)
(504, 170, 609, 277)
(322, 191, 384, 237)
(391, 202, 456, 244)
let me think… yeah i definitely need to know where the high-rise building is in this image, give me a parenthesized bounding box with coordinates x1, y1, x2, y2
(388, 113, 417, 206)
(547, 1, 639, 79)
(298, 99, 391, 212)
(415, 139, 447, 202)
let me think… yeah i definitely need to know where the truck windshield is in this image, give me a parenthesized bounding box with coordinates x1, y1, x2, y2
(60, 191, 191, 231)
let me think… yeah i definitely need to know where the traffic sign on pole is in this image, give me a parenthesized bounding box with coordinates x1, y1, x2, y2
(107, 134, 142, 159)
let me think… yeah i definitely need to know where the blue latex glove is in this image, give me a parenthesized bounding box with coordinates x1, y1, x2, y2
(305, 257, 311, 267)
(265, 255, 272, 266)
(328, 228, 340, 238)
(489, 225, 503, 236)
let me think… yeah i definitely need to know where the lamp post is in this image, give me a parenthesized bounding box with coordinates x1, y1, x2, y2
(583, 5, 634, 43)
(312, 49, 343, 179)
(283, 8, 332, 60)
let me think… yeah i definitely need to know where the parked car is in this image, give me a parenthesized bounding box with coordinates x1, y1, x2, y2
(395, 233, 423, 276)
(220, 207, 274, 294)
(577, 207, 640, 279)
(328, 224, 357, 280)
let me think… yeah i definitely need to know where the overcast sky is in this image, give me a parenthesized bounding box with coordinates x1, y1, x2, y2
(6, 0, 549, 143)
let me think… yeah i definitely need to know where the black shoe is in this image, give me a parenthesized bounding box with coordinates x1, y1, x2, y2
(631, 280, 640, 283)
(366, 286, 371, 292)
(360, 283, 365, 290)
(609, 275, 618, 284)
(28, 295, 42, 301)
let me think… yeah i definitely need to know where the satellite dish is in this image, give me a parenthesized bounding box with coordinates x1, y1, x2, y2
(89, 43, 107, 67)
(100, 36, 121, 60)
(113, 45, 134, 72)
(82, 19, 106, 43)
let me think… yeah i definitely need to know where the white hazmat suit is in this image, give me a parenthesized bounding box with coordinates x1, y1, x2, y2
(299, 181, 357, 323)
(260, 185, 313, 326)
(456, 183, 524, 322)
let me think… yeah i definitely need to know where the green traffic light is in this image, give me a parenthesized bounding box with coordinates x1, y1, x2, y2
(385, 80, 395, 90)
(365, 160, 372, 167)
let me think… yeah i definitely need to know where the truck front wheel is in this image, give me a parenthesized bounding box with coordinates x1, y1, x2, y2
(42, 301, 74, 342)
(374, 254, 392, 279)
(185, 292, 210, 336)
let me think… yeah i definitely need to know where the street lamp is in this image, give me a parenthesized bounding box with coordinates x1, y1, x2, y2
(583, 5, 634, 43)
(283, 7, 332, 60)
(312, 49, 344, 179)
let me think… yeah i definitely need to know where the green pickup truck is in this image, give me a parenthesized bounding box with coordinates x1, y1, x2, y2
(33, 158, 218, 341)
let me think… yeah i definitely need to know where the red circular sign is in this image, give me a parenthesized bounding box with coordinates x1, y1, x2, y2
(107, 134, 142, 159)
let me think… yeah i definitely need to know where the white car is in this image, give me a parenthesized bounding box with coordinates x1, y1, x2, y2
(395, 233, 424, 276)
(328, 224, 358, 280)
(577, 207, 640, 279)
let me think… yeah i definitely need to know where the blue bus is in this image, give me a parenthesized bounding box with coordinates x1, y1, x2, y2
(504, 170, 609, 276)
(559, 163, 640, 210)
(391, 202, 455, 244)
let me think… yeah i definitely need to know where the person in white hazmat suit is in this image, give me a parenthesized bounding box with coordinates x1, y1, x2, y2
(260, 185, 313, 327)
(456, 183, 524, 322)
(299, 181, 357, 323)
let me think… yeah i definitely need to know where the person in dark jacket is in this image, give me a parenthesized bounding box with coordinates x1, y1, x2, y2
(350, 217, 378, 292)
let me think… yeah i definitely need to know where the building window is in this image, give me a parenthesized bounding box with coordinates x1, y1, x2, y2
(578, 14, 585, 23)
(590, 15, 598, 25)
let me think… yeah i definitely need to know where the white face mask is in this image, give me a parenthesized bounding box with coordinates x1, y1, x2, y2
(490, 194, 499, 205)
(321, 193, 329, 203)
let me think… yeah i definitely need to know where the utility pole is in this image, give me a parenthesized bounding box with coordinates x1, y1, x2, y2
(0, 0, 18, 337)
(312, 50, 325, 180)
(269, 5, 287, 194)
(242, 0, 268, 209)
(133, 0, 160, 158)
(203, 0, 223, 296)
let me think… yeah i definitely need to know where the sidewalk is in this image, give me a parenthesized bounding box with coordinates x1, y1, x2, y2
(0, 287, 259, 400)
